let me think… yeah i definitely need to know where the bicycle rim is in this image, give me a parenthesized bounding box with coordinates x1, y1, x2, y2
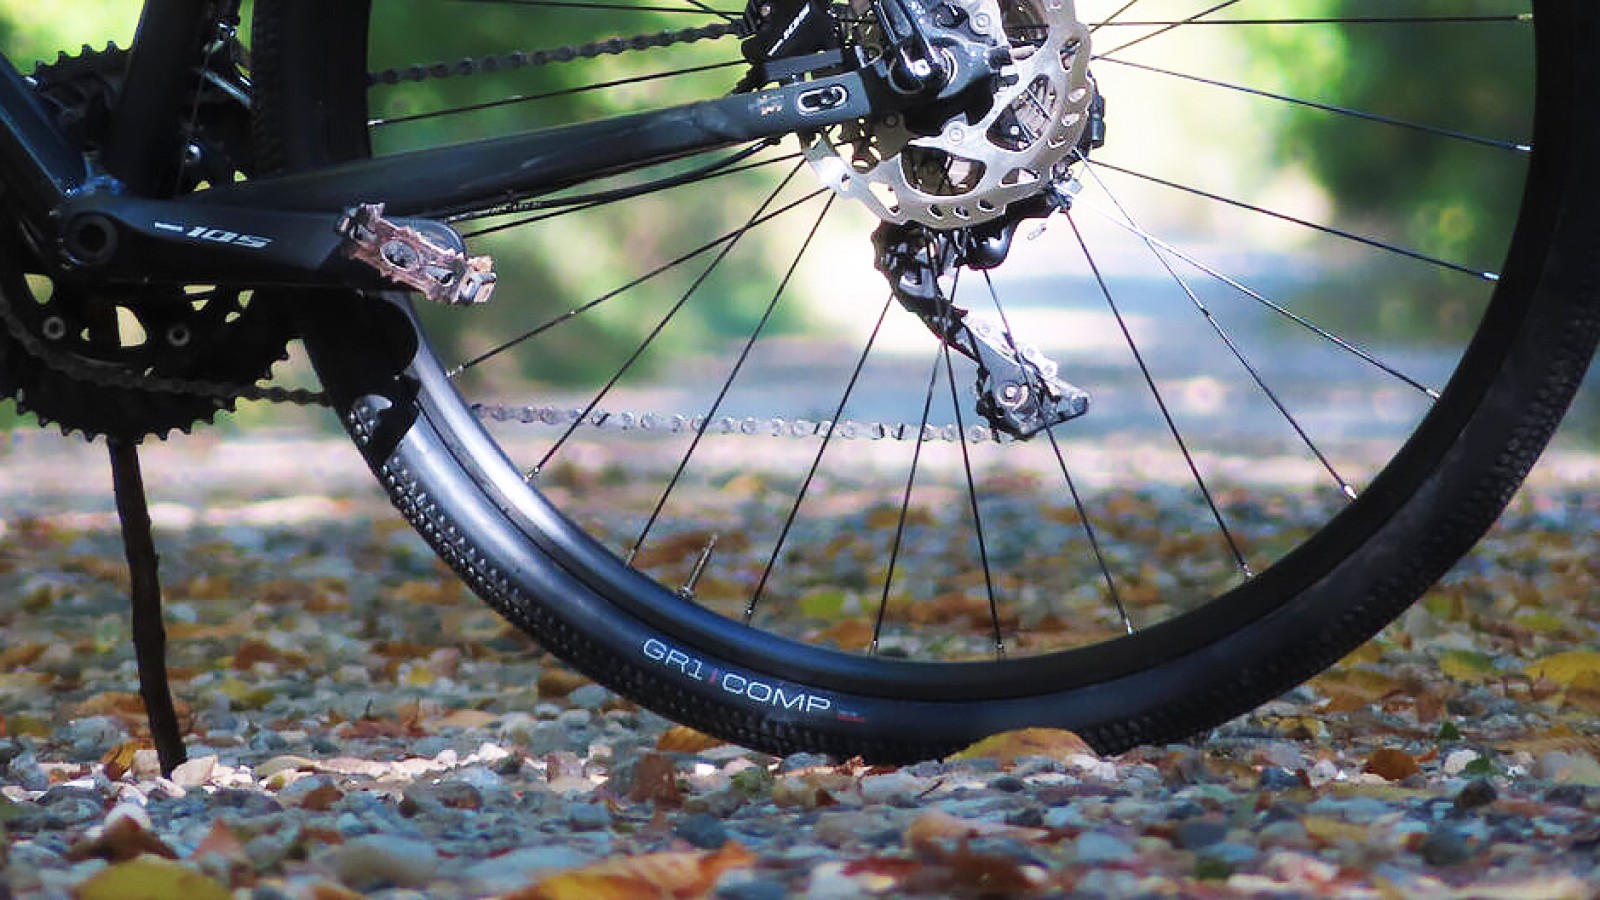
(256, 0, 1600, 758)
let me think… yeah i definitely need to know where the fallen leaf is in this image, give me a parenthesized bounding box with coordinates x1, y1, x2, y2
(1528, 650, 1600, 687)
(904, 809, 1047, 854)
(101, 741, 146, 781)
(537, 667, 591, 699)
(628, 752, 683, 806)
(1363, 747, 1421, 782)
(513, 843, 756, 900)
(190, 820, 245, 863)
(77, 856, 231, 900)
(67, 813, 177, 864)
(948, 728, 1094, 767)
(1437, 649, 1498, 683)
(655, 725, 726, 754)
(1303, 816, 1371, 848)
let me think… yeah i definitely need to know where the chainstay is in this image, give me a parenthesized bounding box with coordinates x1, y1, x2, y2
(367, 21, 746, 87)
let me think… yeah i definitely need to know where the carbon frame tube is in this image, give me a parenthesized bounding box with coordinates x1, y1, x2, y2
(103, 0, 219, 196)
(194, 68, 894, 218)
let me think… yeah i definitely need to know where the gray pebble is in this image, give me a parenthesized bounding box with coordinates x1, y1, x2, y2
(1174, 818, 1228, 850)
(1418, 824, 1475, 866)
(1074, 831, 1136, 864)
(675, 812, 730, 850)
(335, 834, 441, 890)
(565, 800, 611, 831)
(568, 684, 613, 709)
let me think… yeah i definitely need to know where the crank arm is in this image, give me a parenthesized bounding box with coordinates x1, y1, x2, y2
(51, 192, 491, 303)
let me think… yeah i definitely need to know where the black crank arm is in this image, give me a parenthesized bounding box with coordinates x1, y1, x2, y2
(51, 193, 449, 293)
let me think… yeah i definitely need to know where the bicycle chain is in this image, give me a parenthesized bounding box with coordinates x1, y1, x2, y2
(366, 21, 747, 87)
(471, 402, 1008, 444)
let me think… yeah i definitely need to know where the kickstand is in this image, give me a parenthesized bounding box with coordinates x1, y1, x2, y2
(107, 440, 187, 776)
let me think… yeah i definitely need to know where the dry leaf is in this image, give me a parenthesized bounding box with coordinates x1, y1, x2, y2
(655, 725, 727, 754)
(77, 856, 231, 900)
(628, 752, 683, 806)
(1528, 650, 1600, 687)
(67, 814, 178, 864)
(537, 667, 592, 699)
(904, 808, 1047, 854)
(1303, 816, 1371, 848)
(514, 844, 756, 900)
(101, 741, 145, 781)
(1363, 747, 1421, 782)
(190, 820, 245, 862)
(948, 728, 1094, 767)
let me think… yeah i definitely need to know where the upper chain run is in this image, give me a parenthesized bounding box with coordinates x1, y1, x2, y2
(367, 20, 747, 87)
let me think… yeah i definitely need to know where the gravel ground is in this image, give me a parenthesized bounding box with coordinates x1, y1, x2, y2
(1, 431, 1599, 898)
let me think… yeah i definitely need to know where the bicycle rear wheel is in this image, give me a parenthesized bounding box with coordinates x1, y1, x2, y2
(256, 0, 1600, 760)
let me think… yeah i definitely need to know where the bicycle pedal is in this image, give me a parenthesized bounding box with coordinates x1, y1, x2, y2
(337, 203, 497, 305)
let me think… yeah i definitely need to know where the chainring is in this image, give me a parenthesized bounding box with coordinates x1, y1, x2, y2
(0, 44, 296, 443)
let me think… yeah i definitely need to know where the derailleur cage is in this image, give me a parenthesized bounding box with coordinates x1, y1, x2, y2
(873, 190, 1089, 440)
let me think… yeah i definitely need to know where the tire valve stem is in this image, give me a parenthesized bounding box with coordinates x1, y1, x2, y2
(677, 534, 718, 600)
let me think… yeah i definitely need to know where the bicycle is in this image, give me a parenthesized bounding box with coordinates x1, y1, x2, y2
(0, 0, 1594, 764)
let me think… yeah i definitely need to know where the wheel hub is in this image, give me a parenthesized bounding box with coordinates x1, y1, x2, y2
(807, 0, 1094, 227)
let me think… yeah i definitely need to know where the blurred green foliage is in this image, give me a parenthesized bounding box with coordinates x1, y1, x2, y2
(1241, 0, 1533, 342)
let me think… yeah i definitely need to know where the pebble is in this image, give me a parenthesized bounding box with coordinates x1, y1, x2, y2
(1073, 832, 1136, 864)
(674, 812, 731, 849)
(335, 835, 441, 890)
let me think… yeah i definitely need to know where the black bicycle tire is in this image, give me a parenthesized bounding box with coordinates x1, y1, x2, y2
(256, 0, 1600, 761)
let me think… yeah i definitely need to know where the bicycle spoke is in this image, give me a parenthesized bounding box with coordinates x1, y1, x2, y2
(1092, 0, 1242, 60)
(1088, 1, 1143, 33)
(748, 293, 897, 627)
(1078, 163, 1358, 500)
(1088, 160, 1500, 281)
(371, 60, 742, 127)
(935, 291, 1005, 657)
(872, 344, 945, 655)
(450, 184, 821, 377)
(533, 163, 810, 477)
(630, 194, 836, 559)
(977, 269, 1134, 635)
(1073, 197, 1441, 401)
(1094, 16, 1528, 28)
(450, 0, 740, 18)
(1094, 15, 1529, 28)
(1096, 57, 1530, 154)
(458, 145, 793, 234)
(1067, 211, 1253, 579)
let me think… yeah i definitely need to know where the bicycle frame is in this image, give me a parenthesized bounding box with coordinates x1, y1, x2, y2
(0, 0, 993, 295)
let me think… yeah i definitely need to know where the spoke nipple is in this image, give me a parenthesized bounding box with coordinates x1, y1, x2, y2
(1341, 483, 1358, 501)
(1240, 562, 1256, 580)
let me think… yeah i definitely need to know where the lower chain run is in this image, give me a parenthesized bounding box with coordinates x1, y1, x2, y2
(472, 403, 1012, 444)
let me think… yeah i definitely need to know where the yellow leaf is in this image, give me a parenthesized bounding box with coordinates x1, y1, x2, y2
(904, 808, 1047, 854)
(516, 844, 755, 900)
(1303, 816, 1370, 848)
(1437, 649, 1498, 683)
(655, 725, 727, 754)
(77, 856, 231, 900)
(949, 728, 1094, 767)
(1528, 650, 1600, 687)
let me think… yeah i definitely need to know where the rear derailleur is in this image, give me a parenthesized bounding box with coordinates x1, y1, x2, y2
(874, 189, 1088, 440)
